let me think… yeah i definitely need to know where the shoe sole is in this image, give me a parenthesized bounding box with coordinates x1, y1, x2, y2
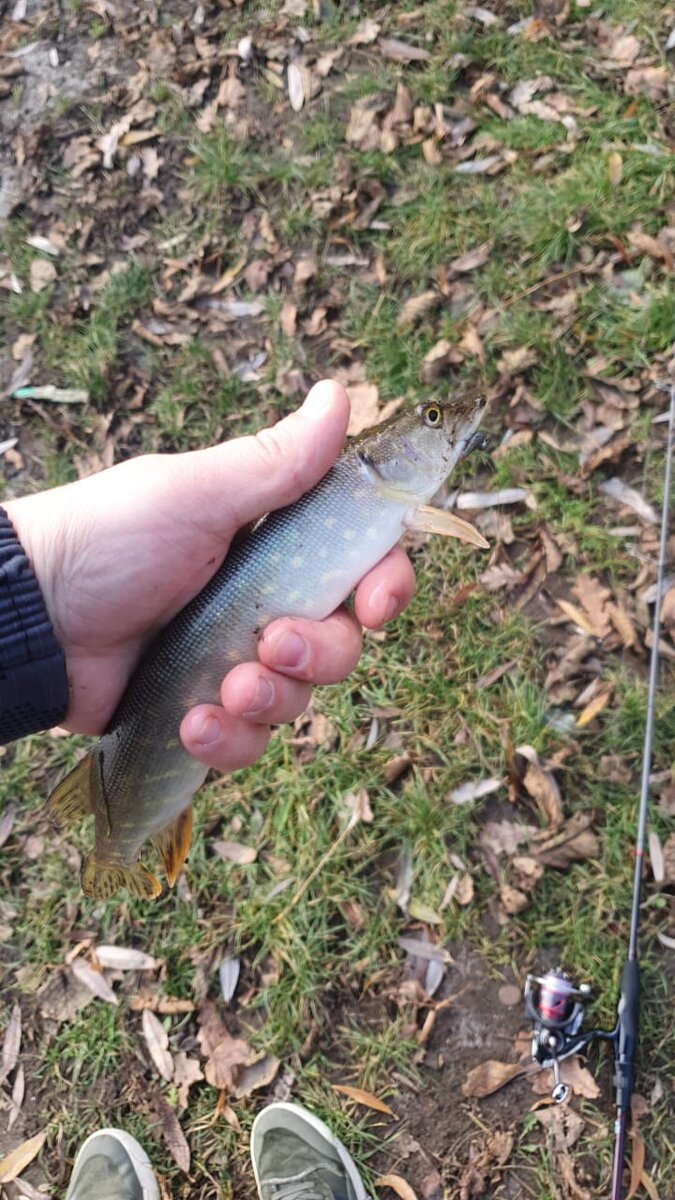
(251, 1101, 368, 1200)
(68, 1128, 160, 1200)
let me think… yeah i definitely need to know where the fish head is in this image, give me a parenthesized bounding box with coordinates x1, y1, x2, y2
(356, 393, 487, 502)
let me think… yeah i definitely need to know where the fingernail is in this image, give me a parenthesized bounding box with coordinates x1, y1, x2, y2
(193, 714, 221, 746)
(270, 631, 310, 670)
(371, 583, 402, 625)
(243, 676, 275, 717)
(303, 383, 335, 420)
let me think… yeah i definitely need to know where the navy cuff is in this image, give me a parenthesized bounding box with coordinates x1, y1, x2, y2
(0, 508, 69, 742)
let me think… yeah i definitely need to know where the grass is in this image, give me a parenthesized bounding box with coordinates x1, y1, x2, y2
(1, 1, 674, 1197)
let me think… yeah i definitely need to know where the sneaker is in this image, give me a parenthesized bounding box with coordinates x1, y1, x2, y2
(65, 1129, 159, 1200)
(251, 1101, 368, 1200)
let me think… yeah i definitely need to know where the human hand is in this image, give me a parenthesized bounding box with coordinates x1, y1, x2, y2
(5, 380, 415, 770)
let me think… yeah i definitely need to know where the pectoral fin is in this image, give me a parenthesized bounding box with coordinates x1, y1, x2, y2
(81, 853, 162, 901)
(46, 752, 97, 823)
(151, 807, 193, 887)
(406, 505, 489, 548)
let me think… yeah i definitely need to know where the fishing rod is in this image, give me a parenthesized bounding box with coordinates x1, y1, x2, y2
(523, 382, 675, 1200)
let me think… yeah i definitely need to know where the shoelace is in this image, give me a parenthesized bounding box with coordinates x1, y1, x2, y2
(264, 1164, 338, 1200)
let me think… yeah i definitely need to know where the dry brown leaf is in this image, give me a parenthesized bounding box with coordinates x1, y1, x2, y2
(345, 382, 379, 436)
(348, 18, 381, 45)
(0, 1003, 21, 1085)
(172, 1051, 204, 1111)
(151, 1090, 190, 1173)
(556, 1151, 592, 1200)
(556, 599, 599, 637)
(572, 575, 611, 637)
(397, 291, 438, 326)
(454, 872, 474, 906)
(93, 945, 160, 971)
(448, 243, 490, 273)
(344, 787, 374, 825)
(458, 323, 485, 363)
(522, 760, 564, 828)
(606, 601, 638, 649)
(233, 1053, 280, 1098)
(625, 66, 670, 102)
(204, 1032, 258, 1090)
(378, 38, 431, 63)
(334, 1084, 395, 1115)
(29, 258, 56, 293)
(0, 1131, 47, 1183)
(461, 1059, 525, 1098)
(142, 1009, 174, 1082)
(608, 150, 623, 187)
(213, 840, 257, 865)
(662, 833, 675, 885)
(576, 689, 611, 728)
(627, 1128, 645, 1200)
(500, 882, 529, 914)
(419, 339, 454, 384)
(70, 959, 118, 1005)
(532, 812, 599, 869)
(8, 1062, 25, 1132)
(534, 1104, 585, 1150)
(375, 1175, 419, 1200)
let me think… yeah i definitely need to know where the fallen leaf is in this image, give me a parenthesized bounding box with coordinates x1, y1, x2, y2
(334, 1084, 395, 1115)
(348, 18, 381, 45)
(213, 840, 257, 865)
(218, 957, 240, 1004)
(407, 898, 442, 924)
(448, 243, 490, 273)
(556, 599, 600, 637)
(606, 601, 638, 649)
(232, 1053, 280, 1098)
(142, 1009, 174, 1082)
(151, 1089, 190, 1173)
(448, 777, 502, 805)
(625, 66, 670, 102)
(8, 1062, 24, 1131)
(288, 63, 305, 112)
(456, 488, 534, 510)
(375, 1175, 419, 1200)
(93, 945, 160, 971)
(522, 759, 563, 827)
(608, 150, 623, 186)
(461, 1060, 526, 1098)
(532, 812, 599, 868)
(398, 291, 438, 326)
(0, 1131, 47, 1183)
(398, 936, 451, 963)
(0, 1003, 21, 1085)
(172, 1051, 204, 1111)
(648, 830, 664, 884)
(344, 787, 374, 825)
(29, 258, 56, 293)
(378, 38, 431, 63)
(572, 575, 611, 637)
(204, 1032, 258, 1089)
(662, 833, 675, 885)
(599, 477, 658, 524)
(576, 689, 611, 727)
(534, 1104, 585, 1150)
(70, 959, 118, 1005)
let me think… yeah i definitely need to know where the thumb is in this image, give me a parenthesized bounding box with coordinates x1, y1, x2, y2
(185, 379, 350, 536)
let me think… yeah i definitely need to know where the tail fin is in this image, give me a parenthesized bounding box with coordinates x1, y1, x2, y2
(46, 753, 96, 823)
(81, 853, 162, 901)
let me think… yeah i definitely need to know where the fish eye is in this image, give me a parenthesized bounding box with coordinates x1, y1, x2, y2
(422, 403, 442, 427)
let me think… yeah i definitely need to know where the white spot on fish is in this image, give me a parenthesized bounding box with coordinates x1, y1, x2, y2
(342, 529, 356, 541)
(365, 525, 378, 539)
(270, 552, 281, 565)
(262, 583, 276, 595)
(324, 516, 337, 529)
(287, 590, 301, 604)
(318, 546, 328, 558)
(291, 555, 304, 568)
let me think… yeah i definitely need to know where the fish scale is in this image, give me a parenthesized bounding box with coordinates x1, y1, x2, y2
(47, 394, 488, 900)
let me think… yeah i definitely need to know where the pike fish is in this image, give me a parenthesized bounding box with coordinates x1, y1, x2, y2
(48, 394, 488, 900)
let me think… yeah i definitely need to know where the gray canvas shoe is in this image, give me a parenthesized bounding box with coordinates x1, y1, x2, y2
(65, 1129, 159, 1200)
(251, 1102, 368, 1200)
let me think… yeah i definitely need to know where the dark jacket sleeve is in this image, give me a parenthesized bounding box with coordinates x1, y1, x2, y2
(0, 508, 69, 743)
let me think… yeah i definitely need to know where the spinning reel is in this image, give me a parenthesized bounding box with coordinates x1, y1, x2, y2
(524, 968, 615, 1104)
